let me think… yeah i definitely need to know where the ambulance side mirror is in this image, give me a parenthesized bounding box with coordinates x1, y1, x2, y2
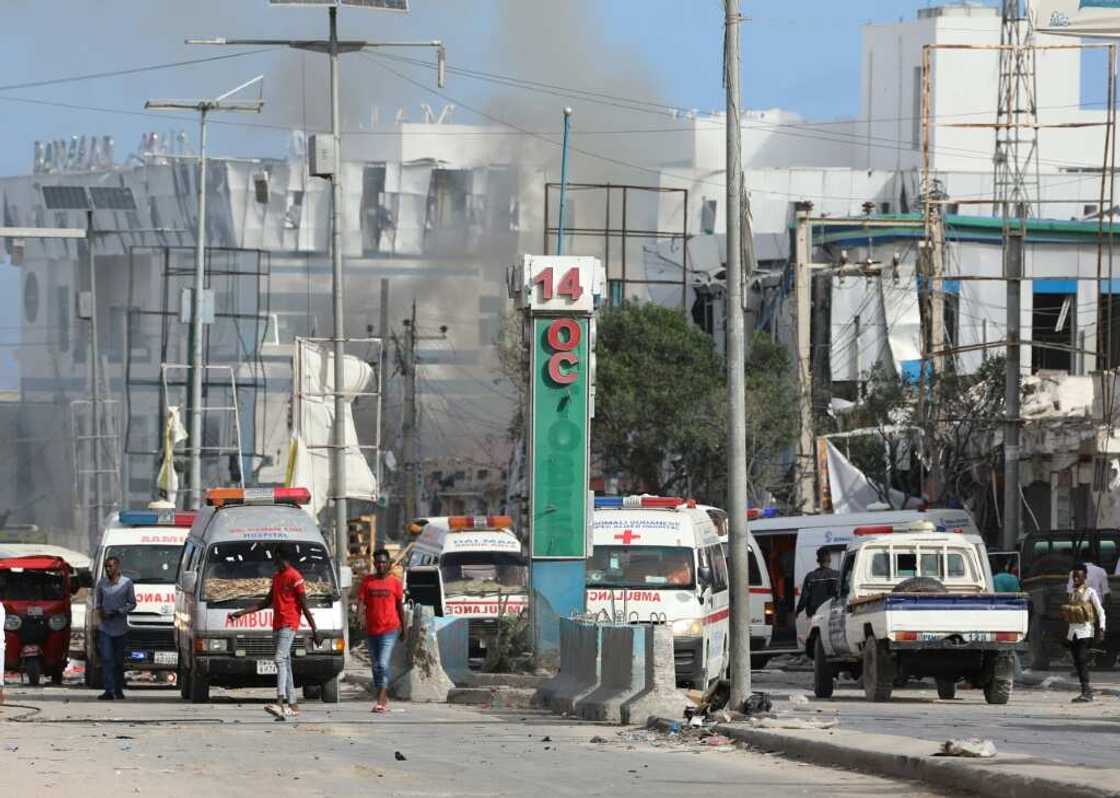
(181, 572, 197, 594)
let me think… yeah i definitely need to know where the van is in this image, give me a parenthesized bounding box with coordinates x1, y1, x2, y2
(746, 508, 989, 654)
(699, 505, 774, 665)
(403, 515, 528, 660)
(85, 508, 193, 688)
(174, 487, 345, 703)
(586, 496, 729, 689)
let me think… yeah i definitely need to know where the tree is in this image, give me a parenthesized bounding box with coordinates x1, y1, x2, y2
(743, 333, 800, 504)
(593, 302, 726, 498)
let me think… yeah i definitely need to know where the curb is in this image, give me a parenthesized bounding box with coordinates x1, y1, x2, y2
(651, 718, 1120, 798)
(1017, 672, 1120, 697)
(447, 687, 538, 709)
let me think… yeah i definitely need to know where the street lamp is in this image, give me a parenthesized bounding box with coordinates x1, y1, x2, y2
(145, 76, 265, 510)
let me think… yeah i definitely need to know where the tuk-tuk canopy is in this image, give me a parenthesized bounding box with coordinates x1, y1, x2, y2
(0, 555, 73, 573)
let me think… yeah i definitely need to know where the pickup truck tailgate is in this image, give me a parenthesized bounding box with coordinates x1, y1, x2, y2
(878, 593, 1028, 638)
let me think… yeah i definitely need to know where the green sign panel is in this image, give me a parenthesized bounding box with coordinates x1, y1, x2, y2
(529, 316, 589, 558)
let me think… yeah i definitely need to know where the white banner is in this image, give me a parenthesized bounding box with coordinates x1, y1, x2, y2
(1036, 1, 1120, 36)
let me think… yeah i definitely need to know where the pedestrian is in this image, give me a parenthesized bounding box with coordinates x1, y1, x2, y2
(795, 548, 840, 620)
(993, 559, 1021, 593)
(94, 556, 136, 701)
(229, 543, 320, 720)
(1063, 562, 1106, 703)
(357, 549, 406, 713)
(1066, 559, 1110, 602)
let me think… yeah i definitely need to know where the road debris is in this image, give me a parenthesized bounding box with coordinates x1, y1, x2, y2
(936, 739, 997, 758)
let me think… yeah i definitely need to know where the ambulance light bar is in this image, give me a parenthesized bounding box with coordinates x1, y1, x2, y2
(447, 515, 514, 531)
(593, 495, 696, 510)
(747, 507, 780, 520)
(118, 510, 196, 527)
(854, 521, 939, 536)
(206, 487, 312, 508)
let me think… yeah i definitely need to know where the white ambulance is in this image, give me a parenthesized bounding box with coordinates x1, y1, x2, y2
(586, 496, 730, 689)
(403, 515, 528, 658)
(86, 506, 193, 687)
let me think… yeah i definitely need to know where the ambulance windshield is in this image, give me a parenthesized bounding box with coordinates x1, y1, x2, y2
(202, 541, 337, 606)
(440, 552, 527, 597)
(586, 546, 694, 589)
(104, 545, 181, 585)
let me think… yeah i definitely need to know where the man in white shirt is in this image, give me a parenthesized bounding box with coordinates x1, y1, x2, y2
(1067, 561, 1110, 600)
(1068, 563, 1107, 703)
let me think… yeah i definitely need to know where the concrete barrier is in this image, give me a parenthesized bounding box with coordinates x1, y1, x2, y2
(434, 616, 471, 686)
(534, 618, 580, 709)
(389, 604, 455, 702)
(620, 624, 684, 725)
(578, 624, 644, 723)
(549, 621, 603, 715)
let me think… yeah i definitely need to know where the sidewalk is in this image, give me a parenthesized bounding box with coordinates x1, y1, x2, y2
(652, 717, 1120, 798)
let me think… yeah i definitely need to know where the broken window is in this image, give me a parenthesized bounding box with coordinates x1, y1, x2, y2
(426, 169, 470, 228)
(1033, 286, 1075, 373)
(360, 164, 390, 254)
(701, 199, 717, 235)
(1098, 292, 1120, 370)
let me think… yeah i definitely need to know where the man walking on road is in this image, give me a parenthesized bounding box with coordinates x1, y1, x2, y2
(795, 548, 839, 620)
(357, 549, 406, 713)
(1065, 563, 1106, 703)
(229, 543, 320, 720)
(94, 556, 136, 701)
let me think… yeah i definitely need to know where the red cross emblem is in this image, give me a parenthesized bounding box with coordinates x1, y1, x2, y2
(614, 529, 640, 545)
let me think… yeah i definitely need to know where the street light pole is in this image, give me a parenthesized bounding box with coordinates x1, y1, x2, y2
(724, 0, 752, 707)
(145, 77, 264, 509)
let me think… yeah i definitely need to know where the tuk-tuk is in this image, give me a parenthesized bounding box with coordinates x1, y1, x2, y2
(1020, 529, 1120, 670)
(0, 555, 82, 685)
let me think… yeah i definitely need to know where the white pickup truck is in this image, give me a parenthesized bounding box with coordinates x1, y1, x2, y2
(808, 525, 1027, 704)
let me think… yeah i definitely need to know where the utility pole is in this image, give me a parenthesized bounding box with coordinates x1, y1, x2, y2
(189, 7, 445, 573)
(145, 77, 264, 510)
(794, 204, 815, 513)
(85, 211, 103, 547)
(376, 277, 389, 548)
(724, 0, 752, 709)
(402, 301, 418, 524)
(1003, 229, 1023, 550)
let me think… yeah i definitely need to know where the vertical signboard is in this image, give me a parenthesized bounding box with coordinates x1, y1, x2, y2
(529, 315, 589, 557)
(519, 255, 601, 661)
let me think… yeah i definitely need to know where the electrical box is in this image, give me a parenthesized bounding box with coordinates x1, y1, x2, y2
(179, 288, 215, 324)
(77, 290, 92, 320)
(308, 134, 336, 178)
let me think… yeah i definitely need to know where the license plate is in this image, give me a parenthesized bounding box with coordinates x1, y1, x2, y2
(129, 651, 147, 662)
(27, 607, 44, 617)
(154, 651, 178, 666)
(256, 660, 278, 675)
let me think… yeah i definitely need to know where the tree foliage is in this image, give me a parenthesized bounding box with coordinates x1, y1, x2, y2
(592, 303, 799, 504)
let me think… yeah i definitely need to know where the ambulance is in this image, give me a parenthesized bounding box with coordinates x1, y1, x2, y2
(174, 487, 345, 703)
(86, 506, 193, 687)
(403, 515, 528, 659)
(586, 496, 730, 689)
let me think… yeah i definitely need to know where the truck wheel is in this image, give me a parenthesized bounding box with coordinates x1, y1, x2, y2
(320, 676, 340, 704)
(1028, 615, 1049, 671)
(178, 661, 190, 700)
(813, 636, 834, 699)
(936, 678, 957, 700)
(25, 657, 42, 687)
(984, 677, 1012, 705)
(188, 665, 210, 704)
(303, 683, 322, 700)
(862, 638, 894, 702)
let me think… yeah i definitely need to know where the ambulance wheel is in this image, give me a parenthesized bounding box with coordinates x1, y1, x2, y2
(188, 665, 210, 703)
(936, 678, 957, 700)
(813, 636, 834, 699)
(178, 662, 190, 700)
(862, 638, 894, 702)
(320, 677, 340, 704)
(86, 664, 103, 690)
(303, 683, 322, 700)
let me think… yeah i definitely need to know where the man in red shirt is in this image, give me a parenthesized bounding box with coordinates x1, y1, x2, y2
(230, 543, 320, 720)
(357, 548, 406, 713)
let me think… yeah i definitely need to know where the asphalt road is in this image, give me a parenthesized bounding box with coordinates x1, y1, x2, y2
(1, 678, 958, 798)
(750, 668, 1120, 769)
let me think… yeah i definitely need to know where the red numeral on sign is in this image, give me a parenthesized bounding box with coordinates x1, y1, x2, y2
(532, 266, 554, 301)
(556, 267, 583, 301)
(532, 266, 582, 303)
